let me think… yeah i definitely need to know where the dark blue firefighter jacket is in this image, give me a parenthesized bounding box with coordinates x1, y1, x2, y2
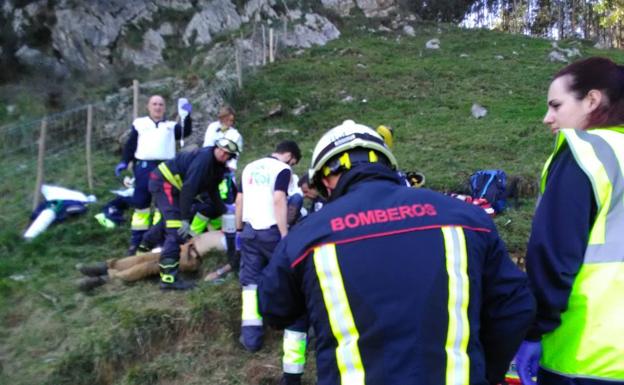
(259, 163, 535, 385)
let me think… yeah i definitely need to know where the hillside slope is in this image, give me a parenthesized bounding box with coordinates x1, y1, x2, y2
(1, 22, 623, 385)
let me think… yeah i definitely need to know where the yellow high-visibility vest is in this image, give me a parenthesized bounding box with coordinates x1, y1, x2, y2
(539, 127, 624, 381)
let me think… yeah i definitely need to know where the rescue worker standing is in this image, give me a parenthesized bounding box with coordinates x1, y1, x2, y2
(149, 136, 239, 290)
(516, 57, 624, 385)
(258, 120, 536, 385)
(115, 95, 192, 255)
(203, 105, 242, 171)
(235, 141, 306, 383)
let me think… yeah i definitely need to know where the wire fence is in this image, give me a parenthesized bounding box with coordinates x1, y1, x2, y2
(1, 19, 293, 224)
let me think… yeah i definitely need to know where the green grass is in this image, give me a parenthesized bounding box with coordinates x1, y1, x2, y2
(2, 21, 624, 384)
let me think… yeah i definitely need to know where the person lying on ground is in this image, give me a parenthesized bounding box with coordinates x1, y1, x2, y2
(76, 231, 229, 291)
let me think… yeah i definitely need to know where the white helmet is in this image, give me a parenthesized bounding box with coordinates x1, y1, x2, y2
(216, 129, 243, 157)
(309, 120, 398, 186)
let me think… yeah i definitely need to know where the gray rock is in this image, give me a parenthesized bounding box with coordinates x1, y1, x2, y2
(548, 50, 568, 63)
(425, 38, 440, 49)
(281, 13, 340, 49)
(2, 0, 13, 17)
(183, 0, 242, 46)
(321, 0, 355, 16)
(158, 22, 175, 36)
(14, 45, 69, 78)
(121, 29, 166, 69)
(403, 25, 415, 36)
(355, 0, 397, 17)
(242, 0, 278, 20)
(291, 104, 307, 116)
(12, 8, 31, 38)
(152, 0, 193, 11)
(471, 103, 487, 119)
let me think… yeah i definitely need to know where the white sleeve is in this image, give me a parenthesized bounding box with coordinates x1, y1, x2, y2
(203, 122, 219, 147)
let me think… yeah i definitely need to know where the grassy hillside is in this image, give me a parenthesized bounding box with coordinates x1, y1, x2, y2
(1, 20, 623, 385)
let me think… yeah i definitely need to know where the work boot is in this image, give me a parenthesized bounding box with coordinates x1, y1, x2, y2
(77, 275, 109, 292)
(279, 373, 302, 385)
(159, 258, 195, 291)
(76, 261, 108, 277)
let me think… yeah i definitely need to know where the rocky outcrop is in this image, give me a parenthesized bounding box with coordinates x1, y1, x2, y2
(14, 45, 69, 78)
(282, 12, 341, 48)
(183, 0, 242, 46)
(321, 0, 355, 16)
(121, 29, 166, 69)
(356, 0, 398, 17)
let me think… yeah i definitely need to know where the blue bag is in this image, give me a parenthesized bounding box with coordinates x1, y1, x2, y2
(469, 170, 508, 214)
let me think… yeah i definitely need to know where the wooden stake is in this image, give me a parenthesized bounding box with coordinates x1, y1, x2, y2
(85, 105, 94, 191)
(269, 28, 274, 63)
(262, 25, 267, 65)
(235, 44, 242, 89)
(133, 79, 139, 119)
(33, 118, 47, 210)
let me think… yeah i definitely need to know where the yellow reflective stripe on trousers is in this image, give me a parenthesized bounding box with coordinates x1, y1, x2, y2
(241, 284, 263, 326)
(441, 226, 470, 385)
(563, 129, 612, 245)
(158, 163, 183, 190)
(313, 244, 364, 385)
(166, 220, 182, 228)
(283, 329, 307, 374)
(131, 208, 151, 230)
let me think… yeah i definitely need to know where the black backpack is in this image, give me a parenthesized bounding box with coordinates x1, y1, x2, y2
(469, 169, 508, 214)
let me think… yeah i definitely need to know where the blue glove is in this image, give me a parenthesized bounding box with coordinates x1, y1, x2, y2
(515, 340, 541, 385)
(177, 220, 191, 240)
(181, 102, 192, 114)
(114, 161, 128, 177)
(235, 231, 241, 251)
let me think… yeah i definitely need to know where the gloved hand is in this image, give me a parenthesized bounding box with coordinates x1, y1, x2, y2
(515, 340, 541, 385)
(177, 220, 191, 240)
(235, 231, 242, 251)
(114, 161, 128, 177)
(178, 98, 192, 119)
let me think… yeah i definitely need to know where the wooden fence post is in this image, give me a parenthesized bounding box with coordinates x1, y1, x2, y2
(262, 25, 267, 65)
(235, 43, 242, 89)
(85, 105, 94, 191)
(133, 79, 139, 119)
(269, 28, 274, 63)
(33, 118, 47, 210)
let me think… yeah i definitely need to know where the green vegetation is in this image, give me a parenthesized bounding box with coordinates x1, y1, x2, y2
(1, 21, 624, 384)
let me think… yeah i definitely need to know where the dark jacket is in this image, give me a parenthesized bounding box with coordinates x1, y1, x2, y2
(157, 146, 226, 221)
(258, 163, 535, 385)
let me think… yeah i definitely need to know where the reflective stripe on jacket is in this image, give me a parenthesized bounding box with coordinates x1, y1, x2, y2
(539, 128, 624, 381)
(258, 164, 535, 385)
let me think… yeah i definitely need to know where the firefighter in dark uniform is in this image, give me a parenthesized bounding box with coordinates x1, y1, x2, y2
(258, 120, 536, 385)
(149, 136, 239, 290)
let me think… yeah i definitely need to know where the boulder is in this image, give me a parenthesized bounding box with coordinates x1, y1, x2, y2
(242, 0, 278, 21)
(183, 0, 242, 46)
(280, 13, 340, 48)
(121, 29, 166, 69)
(14, 45, 69, 78)
(321, 0, 355, 16)
(355, 0, 397, 17)
(471, 103, 487, 119)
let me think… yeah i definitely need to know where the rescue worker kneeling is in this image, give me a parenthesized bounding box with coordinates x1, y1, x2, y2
(258, 120, 536, 385)
(151, 132, 240, 290)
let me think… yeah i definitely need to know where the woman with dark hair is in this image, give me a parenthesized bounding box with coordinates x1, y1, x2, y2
(516, 57, 624, 385)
